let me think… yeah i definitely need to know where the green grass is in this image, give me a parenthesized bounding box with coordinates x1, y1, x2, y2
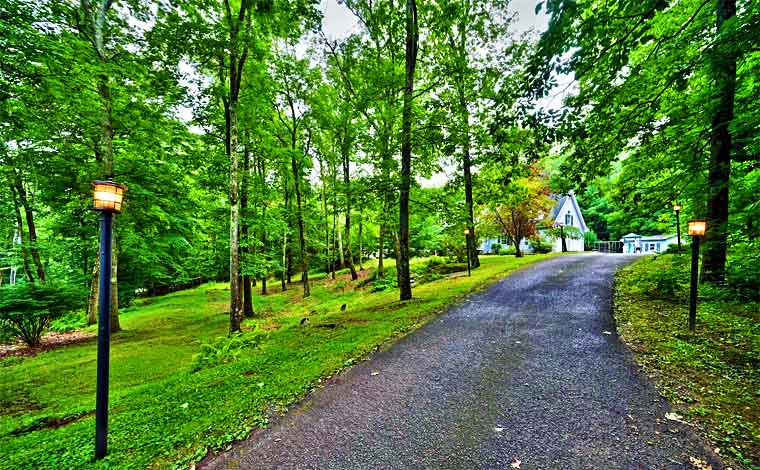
(0, 253, 553, 469)
(614, 255, 760, 469)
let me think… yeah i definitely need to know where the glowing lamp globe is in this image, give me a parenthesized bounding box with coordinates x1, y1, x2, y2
(687, 219, 707, 236)
(673, 203, 682, 212)
(92, 180, 126, 213)
(464, 228, 470, 236)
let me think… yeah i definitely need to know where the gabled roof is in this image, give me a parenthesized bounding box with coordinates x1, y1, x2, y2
(621, 233, 640, 238)
(549, 192, 588, 232)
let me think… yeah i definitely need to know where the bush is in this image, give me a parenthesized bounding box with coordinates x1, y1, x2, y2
(498, 246, 516, 256)
(529, 238, 553, 254)
(191, 331, 265, 372)
(490, 243, 502, 254)
(629, 254, 690, 301)
(726, 242, 760, 301)
(584, 231, 598, 251)
(49, 310, 87, 333)
(0, 282, 86, 347)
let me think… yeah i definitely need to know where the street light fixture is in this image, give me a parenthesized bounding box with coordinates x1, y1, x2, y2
(673, 203, 682, 253)
(91, 179, 126, 459)
(463, 228, 471, 277)
(687, 219, 706, 332)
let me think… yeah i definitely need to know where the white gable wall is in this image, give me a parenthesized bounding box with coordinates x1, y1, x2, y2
(551, 196, 585, 252)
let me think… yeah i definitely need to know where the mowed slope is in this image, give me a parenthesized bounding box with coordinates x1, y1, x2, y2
(0, 254, 553, 469)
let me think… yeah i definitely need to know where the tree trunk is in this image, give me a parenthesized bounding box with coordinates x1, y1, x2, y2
(378, 222, 385, 278)
(459, 106, 479, 269)
(87, 258, 99, 325)
(290, 154, 310, 297)
(281, 232, 287, 292)
(9, 184, 34, 283)
(319, 156, 331, 275)
(341, 152, 358, 280)
(701, 0, 736, 284)
(241, 145, 254, 318)
(512, 235, 523, 258)
(257, 154, 268, 295)
(398, 0, 418, 301)
(110, 235, 120, 332)
(358, 210, 364, 271)
(228, 100, 243, 333)
(13, 173, 45, 283)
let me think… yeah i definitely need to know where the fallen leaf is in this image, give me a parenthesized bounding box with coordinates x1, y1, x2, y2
(511, 458, 521, 468)
(688, 456, 712, 470)
(371, 371, 380, 376)
(494, 426, 504, 433)
(603, 331, 612, 335)
(181, 402, 188, 409)
(665, 412, 687, 424)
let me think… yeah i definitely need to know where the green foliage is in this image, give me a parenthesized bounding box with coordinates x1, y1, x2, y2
(0, 255, 552, 470)
(725, 242, 760, 301)
(48, 311, 87, 333)
(583, 231, 598, 251)
(191, 331, 266, 372)
(498, 246, 516, 256)
(490, 243, 502, 254)
(528, 238, 553, 254)
(0, 283, 86, 347)
(626, 254, 690, 301)
(615, 257, 760, 466)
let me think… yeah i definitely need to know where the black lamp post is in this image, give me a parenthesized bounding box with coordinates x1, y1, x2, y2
(558, 223, 567, 252)
(92, 179, 126, 459)
(673, 203, 682, 253)
(464, 228, 471, 277)
(687, 219, 706, 332)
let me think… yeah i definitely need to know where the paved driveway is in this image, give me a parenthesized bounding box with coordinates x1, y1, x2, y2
(201, 254, 722, 470)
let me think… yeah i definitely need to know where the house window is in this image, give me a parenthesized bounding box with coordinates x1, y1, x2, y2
(565, 211, 573, 226)
(656, 243, 661, 252)
(650, 243, 655, 251)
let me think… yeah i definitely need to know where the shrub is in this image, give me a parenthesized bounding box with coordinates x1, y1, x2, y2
(498, 246, 516, 256)
(583, 231, 598, 251)
(191, 331, 265, 372)
(528, 238, 553, 254)
(726, 242, 760, 301)
(49, 311, 87, 333)
(0, 282, 86, 347)
(490, 243, 502, 254)
(629, 254, 690, 301)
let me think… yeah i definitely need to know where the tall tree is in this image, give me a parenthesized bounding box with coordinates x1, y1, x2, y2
(398, 0, 418, 301)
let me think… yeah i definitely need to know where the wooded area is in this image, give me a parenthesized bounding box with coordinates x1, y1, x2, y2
(0, 0, 757, 336)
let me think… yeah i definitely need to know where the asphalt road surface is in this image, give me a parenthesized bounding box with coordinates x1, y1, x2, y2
(201, 254, 722, 470)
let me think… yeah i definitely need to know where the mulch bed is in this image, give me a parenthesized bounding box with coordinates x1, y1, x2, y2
(0, 330, 95, 360)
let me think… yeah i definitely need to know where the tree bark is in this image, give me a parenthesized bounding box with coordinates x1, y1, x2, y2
(291, 153, 310, 297)
(341, 150, 358, 280)
(701, 0, 736, 284)
(241, 145, 254, 317)
(398, 0, 418, 301)
(458, 95, 479, 269)
(87, 259, 98, 325)
(9, 183, 34, 283)
(228, 100, 243, 332)
(110, 235, 120, 332)
(13, 173, 45, 283)
(358, 210, 364, 271)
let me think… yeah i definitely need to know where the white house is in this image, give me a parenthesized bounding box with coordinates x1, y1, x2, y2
(621, 233, 679, 254)
(478, 192, 588, 254)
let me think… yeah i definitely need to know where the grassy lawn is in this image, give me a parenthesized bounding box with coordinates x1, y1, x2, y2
(0, 254, 553, 469)
(614, 256, 760, 469)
